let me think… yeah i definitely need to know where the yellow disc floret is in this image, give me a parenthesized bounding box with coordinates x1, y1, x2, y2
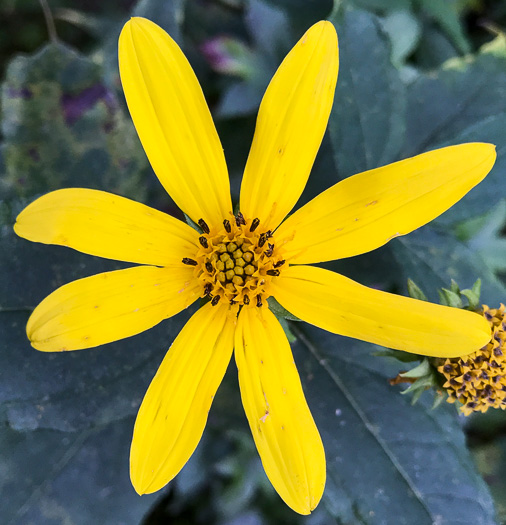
(438, 304, 506, 415)
(182, 213, 285, 307)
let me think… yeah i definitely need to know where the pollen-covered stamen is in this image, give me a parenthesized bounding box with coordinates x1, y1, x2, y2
(258, 233, 267, 248)
(249, 218, 260, 232)
(438, 304, 506, 415)
(235, 211, 246, 227)
(198, 218, 210, 235)
(187, 214, 286, 307)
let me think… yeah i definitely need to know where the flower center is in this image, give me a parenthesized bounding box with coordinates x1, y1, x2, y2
(438, 303, 506, 415)
(182, 213, 285, 307)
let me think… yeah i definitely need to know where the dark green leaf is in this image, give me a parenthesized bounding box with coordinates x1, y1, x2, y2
(391, 227, 506, 306)
(328, 9, 406, 179)
(293, 324, 497, 524)
(0, 417, 159, 525)
(1, 43, 147, 201)
(381, 8, 421, 66)
(133, 0, 186, 39)
(404, 36, 506, 225)
(264, 0, 334, 38)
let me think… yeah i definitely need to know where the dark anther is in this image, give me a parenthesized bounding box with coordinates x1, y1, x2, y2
(265, 230, 273, 239)
(256, 295, 262, 307)
(230, 298, 236, 305)
(182, 258, 198, 266)
(204, 283, 213, 296)
(273, 259, 285, 268)
(243, 294, 250, 305)
(264, 243, 274, 257)
(258, 233, 267, 248)
(463, 373, 472, 382)
(249, 218, 260, 232)
(266, 269, 280, 277)
(443, 364, 452, 373)
(235, 211, 247, 227)
(211, 295, 221, 306)
(198, 219, 210, 234)
(223, 219, 232, 233)
(205, 261, 213, 273)
(199, 236, 209, 249)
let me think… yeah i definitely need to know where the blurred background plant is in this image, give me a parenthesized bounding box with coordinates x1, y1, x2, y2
(1, 0, 506, 524)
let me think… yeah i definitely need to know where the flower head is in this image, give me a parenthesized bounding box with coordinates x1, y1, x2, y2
(14, 17, 496, 514)
(439, 304, 506, 415)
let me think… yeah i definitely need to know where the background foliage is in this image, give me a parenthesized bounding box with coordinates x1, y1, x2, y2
(1, 0, 506, 523)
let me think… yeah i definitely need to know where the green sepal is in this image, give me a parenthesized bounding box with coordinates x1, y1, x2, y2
(438, 288, 464, 308)
(373, 348, 421, 363)
(449, 279, 461, 295)
(184, 213, 203, 233)
(267, 296, 301, 322)
(277, 316, 297, 344)
(397, 359, 440, 406)
(432, 391, 447, 410)
(400, 358, 431, 379)
(407, 279, 428, 302)
(460, 279, 482, 311)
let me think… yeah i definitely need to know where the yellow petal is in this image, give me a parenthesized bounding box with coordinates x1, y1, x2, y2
(239, 21, 338, 231)
(271, 265, 491, 358)
(235, 306, 325, 514)
(28, 265, 201, 351)
(131, 302, 235, 494)
(276, 143, 496, 264)
(119, 17, 232, 227)
(14, 189, 199, 266)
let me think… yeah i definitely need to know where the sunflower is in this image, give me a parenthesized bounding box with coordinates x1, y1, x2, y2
(14, 17, 495, 514)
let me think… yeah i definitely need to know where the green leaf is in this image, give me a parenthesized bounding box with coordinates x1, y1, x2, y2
(133, 0, 186, 38)
(381, 9, 421, 66)
(263, 0, 334, 38)
(328, 9, 406, 179)
(463, 201, 506, 274)
(417, 0, 471, 54)
(293, 324, 497, 524)
(403, 36, 506, 226)
(372, 348, 421, 363)
(0, 418, 160, 524)
(391, 227, 506, 306)
(1, 43, 148, 201)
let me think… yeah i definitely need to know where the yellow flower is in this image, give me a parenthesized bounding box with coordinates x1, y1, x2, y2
(14, 17, 496, 514)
